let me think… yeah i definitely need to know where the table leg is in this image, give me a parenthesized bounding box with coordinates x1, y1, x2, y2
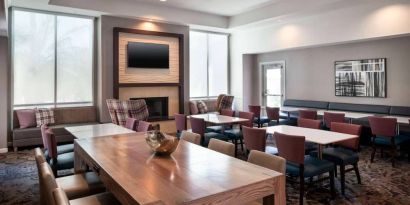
(317, 144, 323, 160)
(349, 118, 353, 124)
(271, 174, 286, 205)
(74, 143, 88, 173)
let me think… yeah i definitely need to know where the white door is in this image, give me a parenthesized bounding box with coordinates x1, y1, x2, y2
(261, 61, 285, 107)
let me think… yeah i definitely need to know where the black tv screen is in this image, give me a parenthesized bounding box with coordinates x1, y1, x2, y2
(127, 42, 169, 69)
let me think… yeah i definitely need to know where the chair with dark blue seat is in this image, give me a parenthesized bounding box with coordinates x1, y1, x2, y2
(323, 112, 345, 130)
(223, 111, 254, 156)
(274, 132, 336, 205)
(298, 109, 317, 120)
(41, 124, 74, 162)
(175, 114, 187, 138)
(249, 105, 270, 127)
(206, 109, 235, 133)
(190, 117, 229, 147)
(369, 116, 410, 167)
(266, 107, 287, 126)
(297, 118, 322, 154)
(310, 122, 362, 195)
(242, 126, 278, 156)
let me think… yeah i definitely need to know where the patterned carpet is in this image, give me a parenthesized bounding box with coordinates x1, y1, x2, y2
(0, 147, 409, 205)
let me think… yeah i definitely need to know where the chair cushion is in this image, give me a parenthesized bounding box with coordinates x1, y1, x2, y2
(390, 106, 410, 116)
(268, 119, 288, 126)
(45, 144, 74, 159)
(374, 135, 410, 146)
(55, 152, 74, 170)
(311, 147, 359, 165)
(286, 156, 334, 177)
(223, 129, 242, 140)
(328, 102, 390, 114)
(206, 126, 223, 133)
(56, 172, 105, 200)
(203, 132, 230, 146)
(305, 142, 317, 153)
(265, 146, 278, 155)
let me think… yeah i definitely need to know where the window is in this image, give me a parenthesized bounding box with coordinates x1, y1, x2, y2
(189, 31, 228, 98)
(12, 9, 94, 108)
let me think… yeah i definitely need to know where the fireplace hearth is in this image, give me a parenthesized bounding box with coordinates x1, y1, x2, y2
(130, 97, 169, 120)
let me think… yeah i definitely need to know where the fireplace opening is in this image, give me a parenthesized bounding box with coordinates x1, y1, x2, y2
(130, 97, 169, 120)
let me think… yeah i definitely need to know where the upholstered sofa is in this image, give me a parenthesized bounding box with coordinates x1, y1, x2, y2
(12, 106, 99, 151)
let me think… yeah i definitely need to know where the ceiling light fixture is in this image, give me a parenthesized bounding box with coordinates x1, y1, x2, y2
(160, 0, 167, 2)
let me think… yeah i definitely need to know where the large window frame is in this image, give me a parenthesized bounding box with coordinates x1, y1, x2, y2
(189, 30, 229, 99)
(11, 7, 96, 108)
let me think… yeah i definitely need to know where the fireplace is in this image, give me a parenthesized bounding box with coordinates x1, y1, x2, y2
(130, 97, 169, 120)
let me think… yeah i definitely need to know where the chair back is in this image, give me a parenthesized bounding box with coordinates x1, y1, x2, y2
(34, 148, 46, 168)
(239, 111, 255, 128)
(125, 117, 138, 131)
(324, 112, 345, 128)
(42, 126, 58, 159)
(331, 122, 362, 150)
(40, 124, 49, 149)
(190, 117, 206, 137)
(221, 109, 235, 117)
(248, 150, 286, 174)
(368, 116, 397, 137)
(174, 114, 187, 132)
(34, 148, 47, 205)
(137, 121, 153, 132)
(39, 163, 58, 205)
(297, 118, 321, 129)
(215, 94, 226, 111)
(248, 105, 261, 118)
(52, 188, 70, 205)
(242, 126, 266, 152)
(299, 109, 317, 120)
(219, 95, 234, 111)
(274, 132, 305, 165)
(266, 107, 280, 121)
(180, 131, 201, 145)
(208, 138, 235, 157)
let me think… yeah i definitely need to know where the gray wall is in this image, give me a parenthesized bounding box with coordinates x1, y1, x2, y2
(0, 36, 9, 151)
(98, 16, 190, 122)
(245, 36, 410, 106)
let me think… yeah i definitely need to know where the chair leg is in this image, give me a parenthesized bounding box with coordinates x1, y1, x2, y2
(353, 163, 361, 184)
(340, 164, 346, 195)
(371, 137, 376, 163)
(233, 139, 238, 157)
(240, 138, 244, 152)
(334, 165, 338, 178)
(391, 138, 396, 167)
(329, 171, 336, 199)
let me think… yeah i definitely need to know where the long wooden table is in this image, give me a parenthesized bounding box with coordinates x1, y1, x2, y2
(74, 133, 285, 205)
(266, 125, 358, 159)
(66, 123, 135, 139)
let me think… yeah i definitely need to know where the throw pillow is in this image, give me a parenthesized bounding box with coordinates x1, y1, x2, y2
(35, 108, 55, 127)
(197, 100, 208, 114)
(189, 101, 199, 115)
(16, 109, 37, 128)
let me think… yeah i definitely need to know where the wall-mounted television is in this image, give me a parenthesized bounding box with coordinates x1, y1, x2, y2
(127, 42, 169, 69)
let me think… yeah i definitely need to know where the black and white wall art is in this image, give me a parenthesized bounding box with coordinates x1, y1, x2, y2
(335, 58, 386, 97)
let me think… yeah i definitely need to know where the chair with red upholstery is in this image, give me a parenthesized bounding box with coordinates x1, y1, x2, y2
(323, 112, 345, 130)
(206, 109, 235, 133)
(125, 117, 138, 131)
(368, 116, 410, 167)
(298, 109, 317, 120)
(275, 132, 335, 205)
(297, 118, 322, 153)
(40, 124, 73, 162)
(223, 111, 255, 156)
(174, 114, 188, 138)
(242, 126, 277, 156)
(190, 117, 229, 147)
(249, 105, 270, 127)
(136, 121, 153, 132)
(266, 107, 287, 126)
(310, 122, 362, 195)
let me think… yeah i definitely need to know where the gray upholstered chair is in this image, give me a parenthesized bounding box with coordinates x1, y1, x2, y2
(180, 131, 201, 145)
(208, 138, 235, 157)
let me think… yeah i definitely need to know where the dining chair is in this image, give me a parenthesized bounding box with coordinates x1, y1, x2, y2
(266, 107, 283, 126)
(274, 132, 335, 205)
(247, 150, 286, 174)
(223, 111, 255, 156)
(179, 131, 201, 145)
(298, 109, 317, 120)
(41, 125, 74, 176)
(206, 109, 235, 133)
(137, 120, 153, 132)
(190, 117, 228, 146)
(125, 117, 138, 131)
(242, 126, 278, 155)
(249, 105, 270, 127)
(310, 122, 362, 195)
(208, 138, 235, 157)
(174, 114, 187, 138)
(41, 124, 74, 162)
(52, 188, 120, 205)
(297, 118, 321, 153)
(323, 112, 345, 130)
(35, 148, 105, 201)
(368, 116, 410, 167)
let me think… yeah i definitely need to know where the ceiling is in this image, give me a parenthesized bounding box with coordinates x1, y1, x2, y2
(129, 0, 280, 16)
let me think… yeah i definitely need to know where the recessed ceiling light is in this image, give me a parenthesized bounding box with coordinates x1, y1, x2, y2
(160, 0, 167, 2)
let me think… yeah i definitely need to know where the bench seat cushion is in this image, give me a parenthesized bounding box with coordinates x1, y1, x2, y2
(328, 102, 390, 114)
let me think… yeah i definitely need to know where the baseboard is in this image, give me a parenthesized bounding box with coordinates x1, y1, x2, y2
(0, 148, 8, 153)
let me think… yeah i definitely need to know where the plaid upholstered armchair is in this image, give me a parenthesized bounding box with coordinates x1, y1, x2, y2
(106, 99, 149, 126)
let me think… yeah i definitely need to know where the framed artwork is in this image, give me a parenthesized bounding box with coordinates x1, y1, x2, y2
(335, 58, 386, 98)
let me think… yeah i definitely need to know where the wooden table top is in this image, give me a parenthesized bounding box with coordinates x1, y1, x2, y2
(66, 123, 135, 139)
(266, 125, 358, 145)
(189, 113, 249, 125)
(74, 133, 285, 205)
